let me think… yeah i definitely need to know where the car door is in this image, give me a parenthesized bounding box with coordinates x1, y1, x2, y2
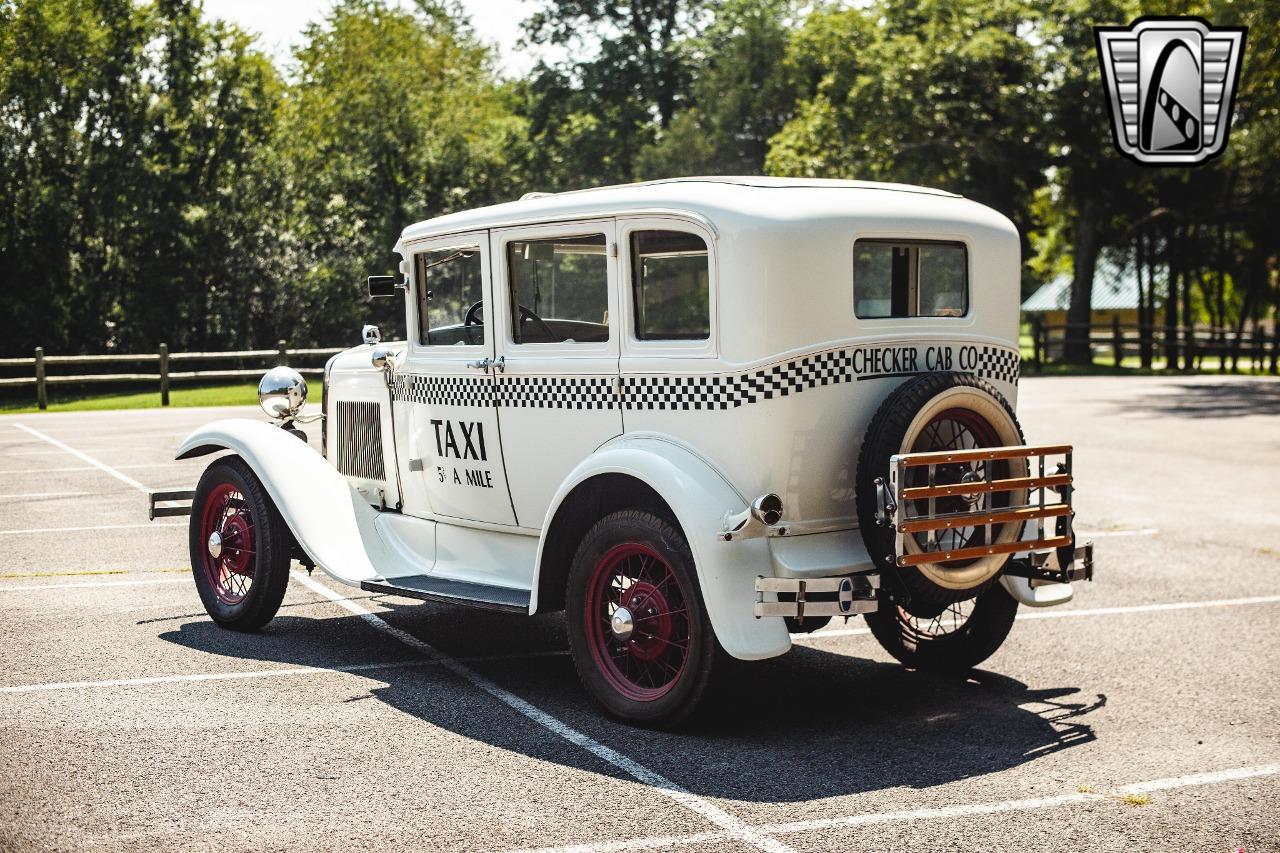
(395, 230, 517, 527)
(490, 218, 623, 527)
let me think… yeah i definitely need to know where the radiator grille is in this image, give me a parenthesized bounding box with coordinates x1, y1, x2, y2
(336, 400, 386, 481)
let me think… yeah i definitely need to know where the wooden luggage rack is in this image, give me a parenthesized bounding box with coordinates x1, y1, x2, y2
(878, 444, 1077, 568)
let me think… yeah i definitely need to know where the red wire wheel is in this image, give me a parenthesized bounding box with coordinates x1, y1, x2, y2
(189, 457, 293, 631)
(198, 482, 257, 606)
(584, 542, 691, 702)
(567, 510, 719, 727)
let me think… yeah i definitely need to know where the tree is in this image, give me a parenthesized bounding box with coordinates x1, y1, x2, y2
(635, 0, 798, 177)
(280, 0, 527, 344)
(767, 0, 1049, 260)
(522, 0, 709, 184)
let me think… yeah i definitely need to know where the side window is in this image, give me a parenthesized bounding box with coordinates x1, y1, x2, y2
(630, 230, 710, 341)
(853, 240, 967, 319)
(416, 246, 483, 345)
(507, 234, 609, 344)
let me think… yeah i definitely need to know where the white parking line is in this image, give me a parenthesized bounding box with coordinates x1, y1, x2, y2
(2, 447, 164, 456)
(14, 423, 152, 492)
(0, 463, 187, 475)
(293, 570, 799, 853)
(794, 594, 1280, 641)
(1076, 528, 1159, 538)
(0, 491, 91, 499)
(0, 578, 191, 592)
(0, 522, 183, 536)
(505, 763, 1280, 853)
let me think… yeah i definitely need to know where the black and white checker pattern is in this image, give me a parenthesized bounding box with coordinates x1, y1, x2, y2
(389, 345, 1020, 411)
(623, 350, 853, 410)
(498, 376, 617, 410)
(392, 374, 493, 408)
(975, 346, 1020, 385)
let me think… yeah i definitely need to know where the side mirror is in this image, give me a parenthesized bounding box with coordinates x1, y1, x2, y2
(368, 275, 403, 297)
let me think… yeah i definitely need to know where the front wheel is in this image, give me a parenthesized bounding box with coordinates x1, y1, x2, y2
(190, 456, 292, 631)
(864, 582, 1019, 672)
(566, 510, 719, 728)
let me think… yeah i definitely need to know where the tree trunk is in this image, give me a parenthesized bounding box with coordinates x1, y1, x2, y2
(1136, 231, 1152, 368)
(1064, 197, 1100, 365)
(1164, 224, 1179, 369)
(1182, 225, 1197, 371)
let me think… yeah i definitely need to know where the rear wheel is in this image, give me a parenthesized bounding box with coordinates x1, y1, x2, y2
(864, 581, 1019, 672)
(190, 456, 291, 631)
(566, 510, 719, 728)
(856, 372, 1027, 607)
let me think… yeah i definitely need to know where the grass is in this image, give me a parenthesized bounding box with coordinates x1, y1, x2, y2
(0, 382, 258, 415)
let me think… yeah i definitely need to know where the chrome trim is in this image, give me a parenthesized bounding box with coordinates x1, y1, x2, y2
(363, 324, 382, 345)
(321, 351, 342, 460)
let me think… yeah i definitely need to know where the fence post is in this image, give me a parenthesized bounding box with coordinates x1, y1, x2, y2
(1031, 315, 1043, 372)
(1271, 322, 1279, 375)
(159, 343, 170, 406)
(1112, 316, 1123, 368)
(34, 346, 48, 410)
(277, 339, 289, 367)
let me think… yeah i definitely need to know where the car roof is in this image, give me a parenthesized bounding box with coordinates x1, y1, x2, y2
(398, 177, 963, 246)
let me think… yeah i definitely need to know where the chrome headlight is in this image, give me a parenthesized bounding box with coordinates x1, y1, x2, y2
(258, 366, 308, 419)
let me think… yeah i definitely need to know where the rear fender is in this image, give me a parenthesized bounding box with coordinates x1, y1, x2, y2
(534, 433, 792, 661)
(177, 418, 393, 587)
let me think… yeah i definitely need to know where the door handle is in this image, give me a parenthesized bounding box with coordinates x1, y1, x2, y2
(465, 356, 504, 374)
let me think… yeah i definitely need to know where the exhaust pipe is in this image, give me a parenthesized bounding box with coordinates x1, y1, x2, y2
(722, 493, 785, 541)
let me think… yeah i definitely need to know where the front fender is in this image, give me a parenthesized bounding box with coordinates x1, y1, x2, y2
(177, 419, 392, 586)
(534, 434, 792, 661)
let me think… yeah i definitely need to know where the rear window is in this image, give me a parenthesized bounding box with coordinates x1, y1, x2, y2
(630, 230, 710, 341)
(853, 240, 968, 319)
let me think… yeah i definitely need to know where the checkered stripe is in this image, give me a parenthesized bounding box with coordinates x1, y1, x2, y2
(389, 345, 1019, 410)
(392, 374, 493, 408)
(623, 350, 854, 410)
(498, 376, 616, 410)
(976, 346, 1020, 385)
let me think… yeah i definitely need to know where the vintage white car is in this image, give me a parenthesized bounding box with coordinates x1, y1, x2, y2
(152, 177, 1093, 726)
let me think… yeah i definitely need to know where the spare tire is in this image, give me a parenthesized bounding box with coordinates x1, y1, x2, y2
(855, 372, 1027, 608)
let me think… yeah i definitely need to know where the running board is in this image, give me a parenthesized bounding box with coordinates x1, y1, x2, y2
(360, 575, 530, 613)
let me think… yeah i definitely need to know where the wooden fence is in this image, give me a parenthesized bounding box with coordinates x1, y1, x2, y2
(1027, 317, 1280, 374)
(0, 341, 344, 410)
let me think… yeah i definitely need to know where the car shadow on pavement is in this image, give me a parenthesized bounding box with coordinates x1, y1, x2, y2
(158, 599, 1104, 804)
(1113, 380, 1280, 419)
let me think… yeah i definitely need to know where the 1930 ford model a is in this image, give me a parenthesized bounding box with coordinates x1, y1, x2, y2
(153, 177, 1094, 727)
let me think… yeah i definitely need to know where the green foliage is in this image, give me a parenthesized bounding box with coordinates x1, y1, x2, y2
(0, 0, 1275, 364)
(280, 0, 526, 343)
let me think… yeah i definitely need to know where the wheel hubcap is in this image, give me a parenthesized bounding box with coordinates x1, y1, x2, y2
(207, 530, 223, 559)
(610, 606, 635, 641)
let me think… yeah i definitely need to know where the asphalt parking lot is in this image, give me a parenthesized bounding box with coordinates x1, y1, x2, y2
(1, 374, 1278, 852)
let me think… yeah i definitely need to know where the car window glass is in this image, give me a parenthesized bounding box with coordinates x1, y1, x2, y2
(416, 246, 483, 345)
(631, 230, 709, 341)
(507, 234, 609, 344)
(854, 240, 967, 319)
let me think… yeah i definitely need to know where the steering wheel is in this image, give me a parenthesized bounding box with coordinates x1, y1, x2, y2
(518, 305, 558, 341)
(465, 300, 558, 341)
